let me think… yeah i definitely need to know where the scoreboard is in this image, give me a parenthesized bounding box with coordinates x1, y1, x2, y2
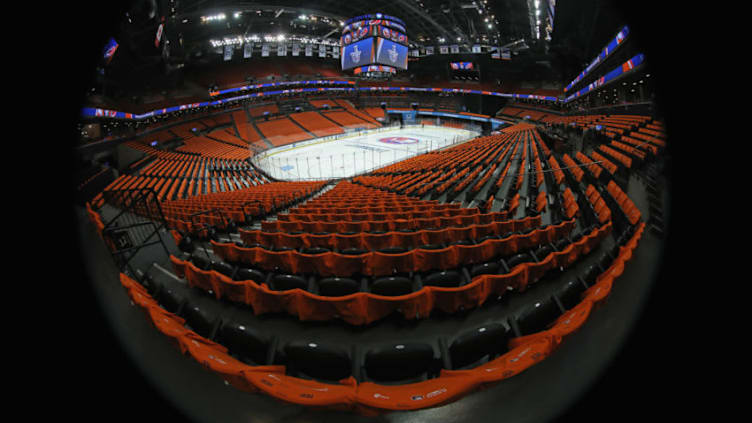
(341, 13, 408, 72)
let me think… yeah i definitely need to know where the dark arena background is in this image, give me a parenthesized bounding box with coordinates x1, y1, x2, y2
(65, 1, 685, 422)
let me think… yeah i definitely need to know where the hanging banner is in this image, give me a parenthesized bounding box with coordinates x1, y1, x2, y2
(262, 43, 270, 57)
(277, 43, 287, 56)
(305, 44, 313, 56)
(223, 45, 233, 61)
(332, 47, 339, 59)
(243, 42, 253, 58)
(472, 44, 482, 53)
(292, 43, 300, 56)
(425, 46, 434, 55)
(319, 44, 327, 58)
(410, 49, 420, 57)
(155, 23, 164, 48)
(439, 46, 448, 54)
(450, 45, 459, 54)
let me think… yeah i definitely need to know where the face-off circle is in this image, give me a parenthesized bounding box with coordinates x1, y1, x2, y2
(378, 136, 420, 144)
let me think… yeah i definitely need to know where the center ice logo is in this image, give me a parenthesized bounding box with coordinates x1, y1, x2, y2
(378, 136, 419, 144)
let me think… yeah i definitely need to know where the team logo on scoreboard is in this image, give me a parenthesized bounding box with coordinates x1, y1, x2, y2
(379, 136, 419, 144)
(350, 45, 362, 62)
(388, 44, 399, 63)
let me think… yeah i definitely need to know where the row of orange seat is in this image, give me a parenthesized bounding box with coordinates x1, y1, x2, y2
(119, 222, 645, 412)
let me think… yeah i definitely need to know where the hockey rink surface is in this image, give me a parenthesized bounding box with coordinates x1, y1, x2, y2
(254, 125, 479, 180)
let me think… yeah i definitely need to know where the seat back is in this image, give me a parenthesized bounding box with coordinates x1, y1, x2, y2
(370, 276, 413, 296)
(516, 297, 562, 335)
(449, 323, 510, 369)
(422, 270, 463, 287)
(318, 277, 360, 297)
(216, 321, 270, 365)
(364, 342, 435, 382)
(284, 341, 352, 381)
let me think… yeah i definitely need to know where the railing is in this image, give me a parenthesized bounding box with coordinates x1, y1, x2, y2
(100, 187, 171, 274)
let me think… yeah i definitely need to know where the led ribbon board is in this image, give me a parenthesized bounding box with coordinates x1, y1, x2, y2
(564, 25, 630, 93)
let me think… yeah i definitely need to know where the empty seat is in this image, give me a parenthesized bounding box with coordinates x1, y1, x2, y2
(339, 248, 368, 256)
(515, 297, 562, 336)
(470, 261, 500, 277)
(270, 274, 309, 291)
(283, 341, 352, 382)
(581, 264, 601, 285)
(422, 270, 463, 288)
(378, 246, 408, 254)
(364, 342, 436, 383)
(181, 301, 219, 339)
(370, 276, 413, 296)
(418, 244, 444, 250)
(506, 253, 535, 269)
(191, 253, 212, 270)
(317, 277, 360, 297)
(476, 235, 499, 244)
(234, 267, 266, 283)
(554, 237, 570, 251)
(534, 244, 554, 262)
(301, 247, 330, 255)
(155, 285, 187, 314)
(211, 261, 235, 278)
(556, 279, 588, 310)
(448, 323, 511, 370)
(216, 321, 270, 365)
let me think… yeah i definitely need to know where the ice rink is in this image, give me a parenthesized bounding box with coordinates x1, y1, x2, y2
(253, 125, 479, 180)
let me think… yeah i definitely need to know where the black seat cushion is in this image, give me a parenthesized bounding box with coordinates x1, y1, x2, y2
(271, 274, 308, 291)
(181, 301, 218, 338)
(301, 247, 330, 255)
(284, 341, 351, 382)
(370, 276, 413, 296)
(234, 267, 266, 283)
(216, 321, 269, 365)
(516, 297, 562, 336)
(364, 343, 435, 382)
(339, 248, 368, 256)
(449, 323, 510, 369)
(422, 270, 463, 288)
(211, 261, 234, 278)
(318, 277, 360, 297)
(470, 261, 500, 277)
(557, 279, 587, 310)
(506, 253, 534, 269)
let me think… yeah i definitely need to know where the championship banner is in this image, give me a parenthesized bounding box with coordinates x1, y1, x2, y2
(155, 23, 164, 48)
(305, 44, 313, 56)
(439, 46, 448, 54)
(410, 49, 420, 57)
(319, 44, 327, 58)
(277, 43, 287, 56)
(292, 43, 300, 56)
(332, 47, 339, 59)
(243, 42, 253, 58)
(262, 43, 270, 57)
(472, 44, 482, 53)
(425, 46, 434, 55)
(223, 45, 233, 61)
(450, 45, 459, 54)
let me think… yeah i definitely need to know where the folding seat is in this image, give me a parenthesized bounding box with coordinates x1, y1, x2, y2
(317, 277, 362, 297)
(211, 261, 235, 279)
(191, 253, 212, 270)
(580, 264, 601, 286)
(283, 341, 352, 382)
(475, 235, 500, 244)
(514, 296, 563, 336)
(214, 320, 273, 366)
(554, 237, 570, 252)
(446, 323, 511, 370)
(556, 279, 588, 310)
(417, 243, 444, 250)
(300, 246, 331, 255)
(180, 299, 221, 339)
(363, 342, 438, 383)
(377, 246, 408, 254)
(505, 252, 535, 270)
(339, 247, 369, 256)
(421, 270, 466, 288)
(269, 274, 312, 292)
(178, 235, 195, 253)
(369, 276, 415, 296)
(155, 285, 188, 314)
(597, 251, 615, 272)
(469, 261, 500, 278)
(532, 244, 555, 262)
(234, 267, 269, 284)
